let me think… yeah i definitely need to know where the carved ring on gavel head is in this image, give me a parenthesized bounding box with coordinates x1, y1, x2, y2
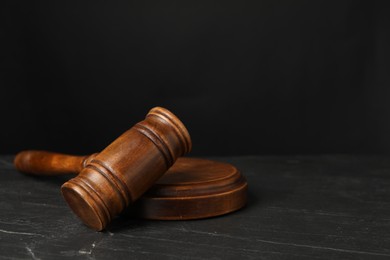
(18, 107, 191, 231)
(14, 152, 248, 223)
(62, 107, 191, 230)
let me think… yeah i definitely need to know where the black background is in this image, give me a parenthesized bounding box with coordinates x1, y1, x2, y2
(1, 0, 390, 156)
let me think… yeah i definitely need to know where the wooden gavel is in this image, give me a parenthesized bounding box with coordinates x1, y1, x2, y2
(15, 107, 191, 231)
(15, 151, 97, 176)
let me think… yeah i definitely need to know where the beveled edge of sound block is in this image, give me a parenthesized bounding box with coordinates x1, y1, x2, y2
(131, 158, 248, 220)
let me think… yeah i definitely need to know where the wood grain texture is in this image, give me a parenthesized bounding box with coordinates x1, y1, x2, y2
(32, 107, 191, 231)
(14, 151, 96, 175)
(61, 107, 192, 231)
(14, 152, 248, 221)
(132, 157, 247, 220)
(1, 155, 390, 259)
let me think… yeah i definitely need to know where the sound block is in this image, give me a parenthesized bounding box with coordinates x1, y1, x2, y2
(132, 158, 247, 220)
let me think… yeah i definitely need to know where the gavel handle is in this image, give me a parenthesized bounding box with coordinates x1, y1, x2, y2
(14, 151, 97, 175)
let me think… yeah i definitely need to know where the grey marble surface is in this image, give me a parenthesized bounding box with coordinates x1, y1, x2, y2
(0, 155, 390, 259)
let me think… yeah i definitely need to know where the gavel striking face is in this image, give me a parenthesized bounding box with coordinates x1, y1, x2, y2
(16, 107, 191, 231)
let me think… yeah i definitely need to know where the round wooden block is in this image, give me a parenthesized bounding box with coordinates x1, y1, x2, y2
(132, 158, 248, 220)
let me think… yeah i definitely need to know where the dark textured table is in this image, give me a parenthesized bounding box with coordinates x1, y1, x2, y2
(0, 155, 389, 259)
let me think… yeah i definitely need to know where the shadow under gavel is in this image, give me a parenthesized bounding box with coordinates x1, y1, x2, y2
(13, 107, 246, 231)
(14, 107, 192, 231)
(14, 151, 248, 229)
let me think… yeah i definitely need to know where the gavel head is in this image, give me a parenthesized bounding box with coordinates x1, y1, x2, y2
(61, 107, 191, 231)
